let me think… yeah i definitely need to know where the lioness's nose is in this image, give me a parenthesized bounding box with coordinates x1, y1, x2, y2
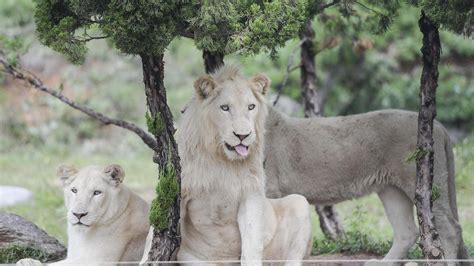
(233, 132, 250, 141)
(73, 212, 88, 219)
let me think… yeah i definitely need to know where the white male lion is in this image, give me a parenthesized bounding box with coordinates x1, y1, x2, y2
(177, 66, 312, 265)
(264, 108, 469, 262)
(18, 164, 150, 265)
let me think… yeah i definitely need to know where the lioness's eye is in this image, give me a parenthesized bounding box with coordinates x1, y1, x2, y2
(220, 105, 230, 112)
(248, 104, 256, 110)
(93, 190, 102, 196)
(71, 188, 77, 194)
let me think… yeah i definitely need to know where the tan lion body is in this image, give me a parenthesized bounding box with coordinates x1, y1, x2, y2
(18, 165, 150, 265)
(264, 108, 469, 262)
(177, 66, 312, 265)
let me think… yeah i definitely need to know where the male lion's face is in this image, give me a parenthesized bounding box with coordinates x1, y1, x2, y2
(57, 164, 125, 228)
(194, 72, 269, 161)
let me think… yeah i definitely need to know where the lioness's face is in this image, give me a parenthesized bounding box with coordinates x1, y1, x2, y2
(57, 164, 125, 228)
(194, 72, 269, 160)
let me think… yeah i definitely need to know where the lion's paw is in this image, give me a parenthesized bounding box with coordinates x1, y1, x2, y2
(16, 258, 42, 266)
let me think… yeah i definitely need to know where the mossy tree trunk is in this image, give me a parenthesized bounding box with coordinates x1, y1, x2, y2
(300, 19, 344, 240)
(140, 54, 181, 261)
(414, 11, 444, 261)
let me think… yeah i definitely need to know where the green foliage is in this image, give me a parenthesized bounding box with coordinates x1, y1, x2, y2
(288, 4, 474, 129)
(341, 0, 402, 34)
(312, 230, 392, 256)
(185, 0, 310, 56)
(0, 245, 49, 264)
(34, 0, 87, 64)
(0, 0, 35, 29)
(0, 35, 25, 66)
(235, 0, 309, 56)
(415, 0, 473, 36)
(432, 184, 441, 201)
(454, 135, 474, 189)
(100, 1, 192, 57)
(405, 147, 431, 163)
(149, 162, 180, 231)
(145, 111, 164, 137)
(33, 0, 194, 63)
(312, 205, 424, 258)
(0, 0, 32, 67)
(33, 1, 310, 63)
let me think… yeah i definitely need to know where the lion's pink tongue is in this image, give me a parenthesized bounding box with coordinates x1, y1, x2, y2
(235, 145, 248, 157)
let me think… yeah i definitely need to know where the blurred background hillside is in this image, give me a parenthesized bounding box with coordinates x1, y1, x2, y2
(0, 0, 473, 257)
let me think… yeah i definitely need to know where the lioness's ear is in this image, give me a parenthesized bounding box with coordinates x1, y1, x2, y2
(103, 164, 125, 186)
(251, 74, 270, 95)
(57, 164, 77, 186)
(194, 75, 216, 99)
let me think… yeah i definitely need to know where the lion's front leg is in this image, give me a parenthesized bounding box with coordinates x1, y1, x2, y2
(238, 193, 265, 266)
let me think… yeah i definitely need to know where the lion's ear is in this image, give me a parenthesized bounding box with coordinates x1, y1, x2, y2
(103, 164, 125, 186)
(194, 75, 216, 99)
(251, 74, 270, 96)
(57, 164, 77, 186)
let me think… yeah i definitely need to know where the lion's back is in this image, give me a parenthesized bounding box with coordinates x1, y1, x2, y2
(264, 108, 451, 204)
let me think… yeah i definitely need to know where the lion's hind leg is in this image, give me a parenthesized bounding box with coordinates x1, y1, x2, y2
(378, 186, 418, 261)
(433, 192, 463, 262)
(267, 194, 312, 266)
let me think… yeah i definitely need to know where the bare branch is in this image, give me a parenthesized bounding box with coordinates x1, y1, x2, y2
(316, 0, 341, 14)
(273, 37, 307, 106)
(355, 1, 385, 17)
(78, 30, 110, 42)
(0, 57, 159, 153)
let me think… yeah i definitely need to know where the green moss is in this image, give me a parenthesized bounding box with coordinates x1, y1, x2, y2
(145, 111, 165, 137)
(0, 245, 49, 264)
(312, 205, 424, 258)
(405, 147, 431, 163)
(432, 184, 441, 201)
(149, 161, 179, 231)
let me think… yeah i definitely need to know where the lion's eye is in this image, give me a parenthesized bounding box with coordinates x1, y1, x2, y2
(220, 105, 230, 112)
(93, 190, 102, 196)
(71, 188, 77, 194)
(248, 104, 256, 110)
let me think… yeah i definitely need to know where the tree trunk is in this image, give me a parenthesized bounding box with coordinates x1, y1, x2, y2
(300, 19, 344, 240)
(203, 51, 224, 74)
(140, 54, 182, 262)
(414, 11, 444, 261)
(300, 20, 321, 118)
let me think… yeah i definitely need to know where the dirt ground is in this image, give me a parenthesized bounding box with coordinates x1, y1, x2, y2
(306, 253, 383, 265)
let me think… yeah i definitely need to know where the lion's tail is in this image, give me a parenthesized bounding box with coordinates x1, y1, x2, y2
(444, 129, 470, 261)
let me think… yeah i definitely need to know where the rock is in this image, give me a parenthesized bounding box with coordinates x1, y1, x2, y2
(0, 212, 66, 263)
(0, 186, 32, 207)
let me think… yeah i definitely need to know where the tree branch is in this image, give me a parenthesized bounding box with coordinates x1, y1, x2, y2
(0, 57, 159, 153)
(316, 0, 341, 14)
(355, 1, 386, 17)
(79, 29, 109, 42)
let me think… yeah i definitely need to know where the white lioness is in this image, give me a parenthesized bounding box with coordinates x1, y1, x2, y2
(18, 164, 150, 265)
(177, 66, 312, 264)
(264, 108, 469, 262)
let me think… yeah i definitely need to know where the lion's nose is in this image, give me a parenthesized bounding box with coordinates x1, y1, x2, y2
(73, 212, 88, 219)
(233, 132, 250, 141)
